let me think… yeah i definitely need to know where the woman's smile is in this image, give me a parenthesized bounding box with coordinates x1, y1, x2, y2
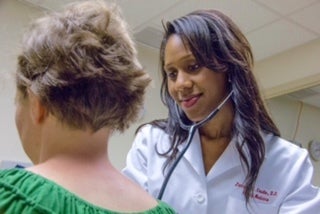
(180, 94, 201, 109)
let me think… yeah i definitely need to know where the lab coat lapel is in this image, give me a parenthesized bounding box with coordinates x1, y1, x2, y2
(178, 130, 206, 177)
(206, 137, 242, 180)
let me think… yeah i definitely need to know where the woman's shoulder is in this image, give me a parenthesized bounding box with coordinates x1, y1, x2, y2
(0, 168, 176, 214)
(263, 132, 308, 159)
(136, 120, 168, 135)
(137, 123, 166, 135)
(134, 123, 172, 152)
(261, 132, 312, 177)
(0, 168, 54, 213)
(150, 201, 176, 214)
(135, 122, 170, 143)
(0, 168, 45, 190)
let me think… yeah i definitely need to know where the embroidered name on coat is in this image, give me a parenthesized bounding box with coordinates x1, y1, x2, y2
(235, 182, 278, 203)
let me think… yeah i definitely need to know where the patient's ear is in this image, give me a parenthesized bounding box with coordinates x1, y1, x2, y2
(27, 89, 47, 124)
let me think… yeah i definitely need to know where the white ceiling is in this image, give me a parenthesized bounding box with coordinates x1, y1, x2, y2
(16, 0, 320, 108)
(20, 0, 320, 61)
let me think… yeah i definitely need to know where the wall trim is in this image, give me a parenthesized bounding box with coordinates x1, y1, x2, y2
(263, 73, 320, 99)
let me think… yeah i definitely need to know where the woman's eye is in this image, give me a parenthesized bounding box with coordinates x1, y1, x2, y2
(166, 70, 177, 80)
(187, 63, 200, 72)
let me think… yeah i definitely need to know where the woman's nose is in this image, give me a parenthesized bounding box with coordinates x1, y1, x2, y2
(175, 72, 193, 91)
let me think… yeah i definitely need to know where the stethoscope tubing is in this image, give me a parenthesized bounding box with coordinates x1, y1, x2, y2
(157, 91, 233, 200)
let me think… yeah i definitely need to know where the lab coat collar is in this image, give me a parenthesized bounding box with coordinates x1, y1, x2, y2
(206, 136, 242, 180)
(177, 129, 206, 177)
(177, 131, 242, 180)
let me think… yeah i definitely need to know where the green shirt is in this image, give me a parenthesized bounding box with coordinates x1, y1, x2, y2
(0, 168, 175, 214)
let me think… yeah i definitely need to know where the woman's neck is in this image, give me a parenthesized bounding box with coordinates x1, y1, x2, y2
(198, 101, 234, 140)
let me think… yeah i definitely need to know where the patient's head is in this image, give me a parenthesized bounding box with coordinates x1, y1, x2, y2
(15, 0, 150, 132)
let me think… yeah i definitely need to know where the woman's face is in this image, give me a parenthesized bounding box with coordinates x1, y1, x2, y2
(164, 34, 229, 122)
(15, 91, 39, 163)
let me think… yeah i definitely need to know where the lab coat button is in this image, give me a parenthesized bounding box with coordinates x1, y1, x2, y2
(195, 194, 205, 203)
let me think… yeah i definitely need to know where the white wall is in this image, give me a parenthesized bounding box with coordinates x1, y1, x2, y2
(267, 97, 320, 185)
(0, 0, 42, 164)
(255, 38, 320, 98)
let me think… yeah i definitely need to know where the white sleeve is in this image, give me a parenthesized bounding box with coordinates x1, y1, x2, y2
(122, 126, 151, 191)
(279, 152, 320, 213)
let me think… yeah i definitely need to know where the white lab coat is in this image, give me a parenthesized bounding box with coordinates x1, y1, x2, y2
(123, 125, 320, 214)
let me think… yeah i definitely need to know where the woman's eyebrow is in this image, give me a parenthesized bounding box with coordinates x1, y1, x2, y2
(164, 54, 195, 69)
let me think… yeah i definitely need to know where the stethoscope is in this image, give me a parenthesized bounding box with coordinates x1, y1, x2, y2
(157, 90, 234, 200)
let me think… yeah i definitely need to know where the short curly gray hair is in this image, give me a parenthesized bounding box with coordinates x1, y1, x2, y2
(16, 0, 150, 132)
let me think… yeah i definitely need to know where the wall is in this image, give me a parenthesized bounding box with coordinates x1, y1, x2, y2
(254, 29, 320, 186)
(0, 0, 42, 164)
(255, 38, 320, 98)
(267, 97, 320, 185)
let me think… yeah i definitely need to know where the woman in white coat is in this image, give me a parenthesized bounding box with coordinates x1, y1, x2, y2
(123, 9, 320, 213)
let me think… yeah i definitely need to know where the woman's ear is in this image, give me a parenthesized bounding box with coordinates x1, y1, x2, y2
(27, 89, 47, 124)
